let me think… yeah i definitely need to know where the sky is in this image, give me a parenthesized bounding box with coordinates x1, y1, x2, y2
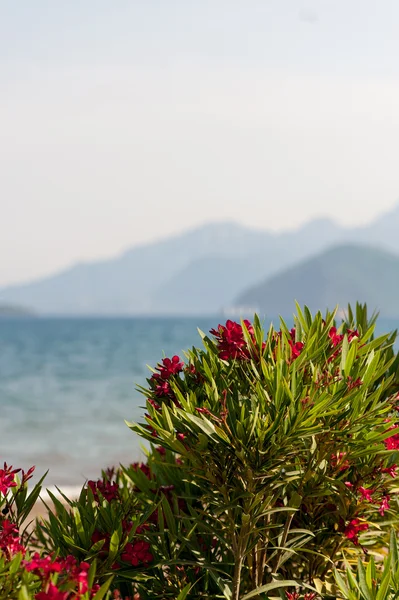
(1, 0, 399, 286)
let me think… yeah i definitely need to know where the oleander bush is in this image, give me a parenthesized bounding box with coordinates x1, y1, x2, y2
(2, 304, 399, 599)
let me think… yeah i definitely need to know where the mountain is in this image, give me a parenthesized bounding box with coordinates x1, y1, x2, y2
(0, 222, 265, 315)
(234, 244, 399, 317)
(0, 219, 346, 315)
(0, 304, 35, 317)
(1, 202, 399, 315)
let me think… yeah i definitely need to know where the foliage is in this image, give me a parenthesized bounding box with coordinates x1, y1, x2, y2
(334, 529, 399, 600)
(2, 303, 399, 599)
(129, 303, 399, 598)
(0, 465, 112, 599)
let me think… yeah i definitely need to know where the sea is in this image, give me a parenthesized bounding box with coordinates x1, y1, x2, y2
(1, 316, 398, 496)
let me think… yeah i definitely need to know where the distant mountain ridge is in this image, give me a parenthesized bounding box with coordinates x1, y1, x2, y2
(0, 304, 34, 317)
(1, 203, 399, 315)
(234, 244, 399, 318)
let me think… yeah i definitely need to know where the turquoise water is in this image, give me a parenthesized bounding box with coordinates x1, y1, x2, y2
(0, 317, 218, 488)
(1, 316, 398, 490)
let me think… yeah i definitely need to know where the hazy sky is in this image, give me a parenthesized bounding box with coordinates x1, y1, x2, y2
(2, 1, 399, 286)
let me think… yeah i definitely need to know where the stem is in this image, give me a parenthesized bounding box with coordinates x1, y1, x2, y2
(232, 555, 243, 600)
(274, 512, 294, 572)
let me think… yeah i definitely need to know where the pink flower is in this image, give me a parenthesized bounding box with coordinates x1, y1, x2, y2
(344, 518, 369, 545)
(384, 425, 399, 450)
(35, 583, 69, 600)
(0, 519, 25, 557)
(344, 481, 353, 488)
(24, 553, 62, 577)
(379, 495, 390, 516)
(0, 463, 20, 496)
(176, 433, 186, 442)
(329, 327, 344, 347)
(358, 487, 374, 503)
(381, 464, 397, 478)
(288, 340, 304, 360)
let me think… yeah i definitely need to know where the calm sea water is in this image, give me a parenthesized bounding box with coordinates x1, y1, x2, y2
(0, 317, 219, 489)
(1, 316, 398, 491)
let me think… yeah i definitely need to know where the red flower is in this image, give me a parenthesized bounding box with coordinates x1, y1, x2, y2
(210, 320, 254, 360)
(72, 560, 90, 595)
(358, 487, 374, 502)
(155, 445, 166, 456)
(0, 463, 20, 496)
(344, 518, 368, 545)
(131, 462, 152, 479)
(347, 329, 359, 342)
(147, 398, 161, 411)
(379, 495, 390, 516)
(87, 479, 119, 503)
(288, 340, 304, 360)
(329, 327, 344, 347)
(24, 553, 62, 577)
(347, 376, 363, 391)
(382, 464, 397, 477)
(35, 583, 69, 600)
(157, 356, 184, 379)
(384, 425, 399, 450)
(0, 519, 25, 557)
(176, 433, 186, 442)
(121, 540, 153, 566)
(153, 380, 173, 398)
(21, 466, 35, 485)
(285, 592, 300, 600)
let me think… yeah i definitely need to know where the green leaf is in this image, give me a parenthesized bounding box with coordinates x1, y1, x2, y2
(176, 583, 193, 600)
(91, 576, 114, 600)
(357, 558, 373, 600)
(390, 528, 398, 572)
(108, 529, 120, 564)
(334, 569, 350, 598)
(241, 580, 300, 600)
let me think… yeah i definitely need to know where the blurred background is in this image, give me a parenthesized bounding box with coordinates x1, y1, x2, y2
(1, 0, 399, 488)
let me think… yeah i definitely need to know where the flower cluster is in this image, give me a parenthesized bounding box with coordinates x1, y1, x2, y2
(24, 554, 99, 599)
(121, 541, 153, 567)
(148, 355, 184, 406)
(384, 424, 399, 450)
(87, 478, 119, 503)
(0, 463, 20, 496)
(210, 319, 255, 360)
(0, 518, 25, 558)
(287, 328, 304, 360)
(327, 326, 359, 362)
(344, 518, 369, 546)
